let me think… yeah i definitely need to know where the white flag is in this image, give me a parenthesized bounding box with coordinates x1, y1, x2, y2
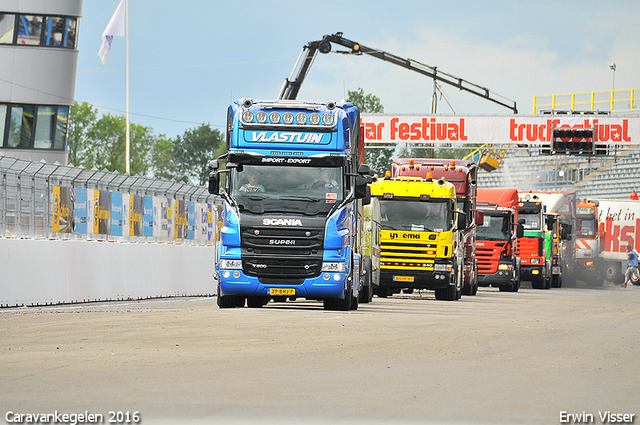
(98, 0, 125, 65)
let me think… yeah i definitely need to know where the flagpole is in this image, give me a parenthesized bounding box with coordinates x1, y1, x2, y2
(125, 0, 130, 174)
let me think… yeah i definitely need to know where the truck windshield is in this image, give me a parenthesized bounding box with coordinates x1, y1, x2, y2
(519, 212, 541, 230)
(379, 199, 452, 232)
(476, 214, 510, 241)
(230, 165, 343, 215)
(576, 217, 596, 237)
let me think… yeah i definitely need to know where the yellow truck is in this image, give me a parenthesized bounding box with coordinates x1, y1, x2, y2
(369, 173, 466, 301)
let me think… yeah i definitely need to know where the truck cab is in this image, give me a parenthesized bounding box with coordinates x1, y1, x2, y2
(208, 99, 371, 310)
(369, 173, 465, 301)
(516, 195, 552, 289)
(392, 158, 479, 295)
(476, 188, 522, 292)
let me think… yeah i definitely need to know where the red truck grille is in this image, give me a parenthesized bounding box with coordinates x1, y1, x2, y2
(476, 242, 505, 274)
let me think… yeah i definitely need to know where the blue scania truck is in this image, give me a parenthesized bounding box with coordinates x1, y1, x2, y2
(208, 98, 371, 310)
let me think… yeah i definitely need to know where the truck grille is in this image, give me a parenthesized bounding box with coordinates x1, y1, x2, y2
(476, 242, 505, 274)
(240, 222, 325, 280)
(516, 237, 543, 258)
(380, 241, 438, 270)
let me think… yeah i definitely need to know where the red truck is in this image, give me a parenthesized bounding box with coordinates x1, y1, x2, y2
(392, 158, 480, 295)
(475, 188, 523, 292)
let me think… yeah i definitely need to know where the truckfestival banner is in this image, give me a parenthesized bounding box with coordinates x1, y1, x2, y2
(360, 115, 640, 146)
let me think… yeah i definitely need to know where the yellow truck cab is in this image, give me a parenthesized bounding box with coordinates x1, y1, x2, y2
(369, 173, 465, 301)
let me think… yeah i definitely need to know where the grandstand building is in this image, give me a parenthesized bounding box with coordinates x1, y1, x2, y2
(0, 1, 82, 165)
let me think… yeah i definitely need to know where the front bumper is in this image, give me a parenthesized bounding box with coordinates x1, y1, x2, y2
(520, 265, 544, 281)
(379, 269, 453, 290)
(477, 270, 512, 287)
(217, 268, 348, 299)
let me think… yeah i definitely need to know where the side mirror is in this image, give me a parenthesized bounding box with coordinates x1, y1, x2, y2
(475, 210, 484, 226)
(226, 162, 243, 172)
(208, 171, 219, 195)
(357, 163, 371, 175)
(516, 223, 524, 238)
(208, 159, 219, 171)
(355, 174, 368, 200)
(361, 186, 371, 206)
(457, 211, 467, 231)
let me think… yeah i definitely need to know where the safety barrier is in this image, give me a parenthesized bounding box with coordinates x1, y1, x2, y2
(0, 153, 222, 307)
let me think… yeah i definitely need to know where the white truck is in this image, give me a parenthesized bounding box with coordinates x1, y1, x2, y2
(597, 199, 640, 285)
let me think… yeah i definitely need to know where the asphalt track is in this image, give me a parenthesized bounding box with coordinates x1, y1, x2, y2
(1, 283, 639, 425)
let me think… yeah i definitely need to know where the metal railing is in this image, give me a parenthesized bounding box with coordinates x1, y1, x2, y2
(0, 153, 220, 244)
(532, 88, 639, 114)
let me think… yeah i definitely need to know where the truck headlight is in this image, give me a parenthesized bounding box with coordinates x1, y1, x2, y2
(322, 262, 345, 272)
(220, 259, 242, 269)
(498, 264, 511, 271)
(530, 258, 541, 265)
(434, 264, 451, 272)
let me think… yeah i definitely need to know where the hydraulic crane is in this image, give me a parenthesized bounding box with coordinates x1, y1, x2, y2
(278, 32, 518, 114)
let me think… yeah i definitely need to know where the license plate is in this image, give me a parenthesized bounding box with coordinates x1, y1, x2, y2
(269, 288, 296, 296)
(393, 276, 415, 282)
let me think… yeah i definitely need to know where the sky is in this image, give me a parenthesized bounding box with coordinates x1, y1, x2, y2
(74, 0, 640, 139)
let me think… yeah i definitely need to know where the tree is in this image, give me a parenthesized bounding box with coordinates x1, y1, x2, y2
(348, 88, 384, 114)
(170, 124, 225, 185)
(396, 143, 474, 161)
(150, 135, 178, 181)
(68, 103, 224, 183)
(346, 88, 394, 176)
(83, 114, 155, 176)
(67, 101, 98, 167)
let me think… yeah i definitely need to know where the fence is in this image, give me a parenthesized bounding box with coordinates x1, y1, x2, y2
(0, 153, 221, 244)
(532, 88, 639, 114)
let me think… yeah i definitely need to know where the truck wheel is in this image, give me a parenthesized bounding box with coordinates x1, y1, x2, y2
(359, 257, 373, 303)
(435, 285, 459, 301)
(375, 287, 392, 298)
(603, 262, 623, 285)
(247, 297, 268, 308)
(531, 276, 545, 289)
(435, 265, 461, 301)
(513, 277, 520, 292)
(323, 280, 352, 311)
(462, 283, 478, 296)
(350, 289, 359, 310)
(551, 274, 561, 288)
(217, 285, 241, 309)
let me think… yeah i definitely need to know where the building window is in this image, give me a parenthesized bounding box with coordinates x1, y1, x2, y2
(54, 107, 69, 150)
(34, 106, 55, 149)
(17, 15, 43, 45)
(8, 105, 34, 148)
(1, 103, 68, 151)
(0, 14, 76, 48)
(0, 104, 6, 140)
(0, 13, 15, 44)
(44, 16, 76, 48)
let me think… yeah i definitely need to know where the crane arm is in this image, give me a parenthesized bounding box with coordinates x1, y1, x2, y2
(278, 32, 517, 114)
